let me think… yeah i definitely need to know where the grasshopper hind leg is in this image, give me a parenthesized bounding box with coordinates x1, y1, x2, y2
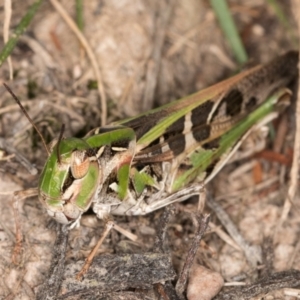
(142, 183, 206, 215)
(109, 182, 206, 216)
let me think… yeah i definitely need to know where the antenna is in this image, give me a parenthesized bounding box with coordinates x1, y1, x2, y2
(56, 124, 65, 164)
(3, 83, 51, 156)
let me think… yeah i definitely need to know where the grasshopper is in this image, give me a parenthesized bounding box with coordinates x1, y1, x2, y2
(35, 51, 298, 227)
(4, 51, 298, 277)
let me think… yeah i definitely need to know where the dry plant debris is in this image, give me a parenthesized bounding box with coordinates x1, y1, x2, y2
(0, 0, 299, 299)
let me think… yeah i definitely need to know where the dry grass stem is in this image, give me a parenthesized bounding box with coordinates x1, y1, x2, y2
(49, 0, 107, 125)
(3, 0, 13, 79)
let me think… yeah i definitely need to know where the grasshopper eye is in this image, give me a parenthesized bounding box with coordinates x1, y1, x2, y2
(70, 150, 90, 179)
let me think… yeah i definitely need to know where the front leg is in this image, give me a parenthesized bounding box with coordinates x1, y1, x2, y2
(85, 126, 137, 219)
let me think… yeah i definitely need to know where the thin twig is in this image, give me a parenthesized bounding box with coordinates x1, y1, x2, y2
(207, 195, 262, 267)
(3, 0, 13, 79)
(3, 83, 51, 156)
(113, 223, 138, 241)
(175, 214, 210, 298)
(76, 221, 114, 280)
(278, 0, 300, 230)
(49, 0, 107, 126)
(153, 205, 176, 253)
(209, 222, 241, 251)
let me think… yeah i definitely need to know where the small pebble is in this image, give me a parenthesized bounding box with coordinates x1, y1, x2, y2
(187, 265, 224, 300)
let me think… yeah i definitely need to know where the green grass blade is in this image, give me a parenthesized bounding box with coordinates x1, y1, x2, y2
(0, 0, 43, 67)
(75, 0, 84, 31)
(210, 0, 248, 64)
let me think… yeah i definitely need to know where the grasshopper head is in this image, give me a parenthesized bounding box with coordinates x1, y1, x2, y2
(38, 138, 100, 225)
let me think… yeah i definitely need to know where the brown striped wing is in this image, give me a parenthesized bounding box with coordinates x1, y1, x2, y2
(119, 51, 298, 164)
